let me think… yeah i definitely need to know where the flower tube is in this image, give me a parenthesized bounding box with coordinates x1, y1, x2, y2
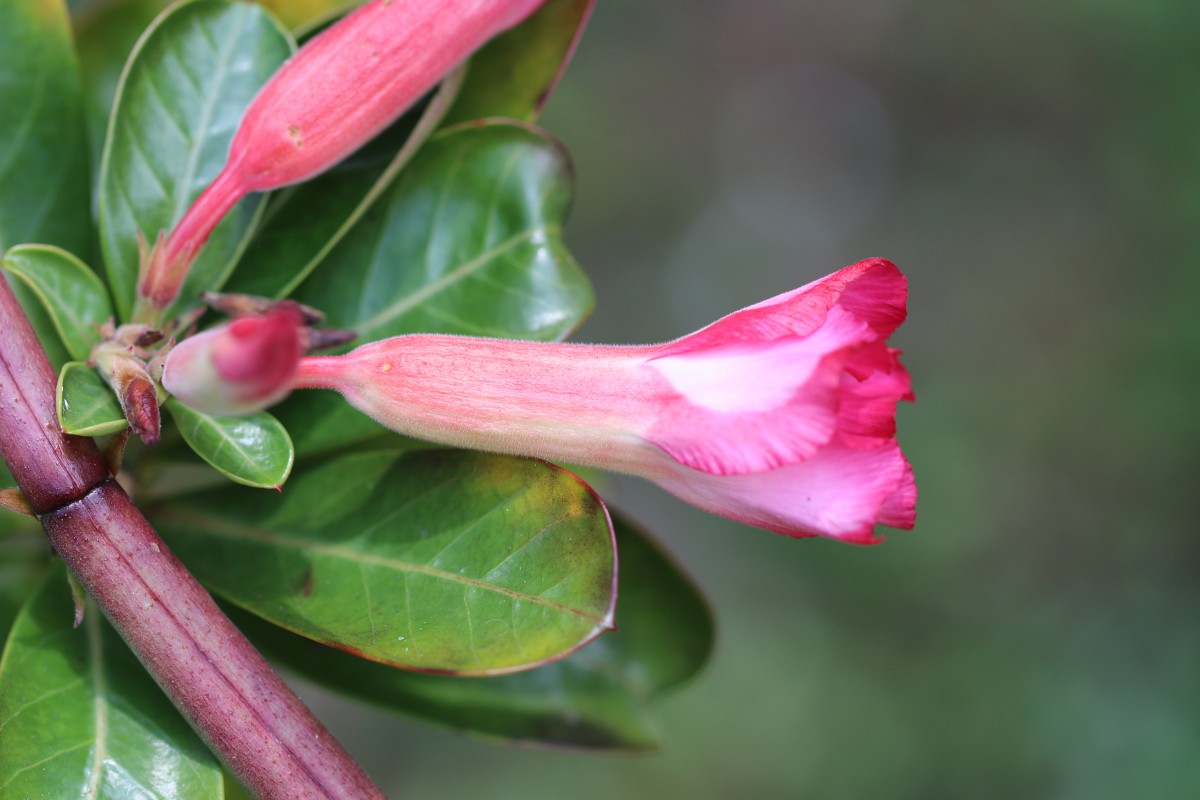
(137, 0, 547, 317)
(293, 258, 917, 543)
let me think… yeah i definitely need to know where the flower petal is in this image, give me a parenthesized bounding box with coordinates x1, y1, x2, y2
(647, 306, 873, 474)
(668, 258, 906, 355)
(876, 454, 917, 529)
(651, 440, 914, 543)
(836, 343, 913, 448)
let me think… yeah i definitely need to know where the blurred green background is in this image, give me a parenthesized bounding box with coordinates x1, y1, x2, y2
(295, 1, 1200, 797)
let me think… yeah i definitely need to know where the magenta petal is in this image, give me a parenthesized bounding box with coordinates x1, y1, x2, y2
(652, 440, 914, 543)
(833, 259, 908, 338)
(672, 258, 906, 354)
(876, 454, 917, 530)
(647, 306, 875, 474)
(836, 343, 913, 448)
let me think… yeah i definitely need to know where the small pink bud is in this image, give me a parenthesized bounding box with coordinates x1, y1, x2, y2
(294, 259, 917, 543)
(138, 0, 546, 316)
(162, 306, 305, 416)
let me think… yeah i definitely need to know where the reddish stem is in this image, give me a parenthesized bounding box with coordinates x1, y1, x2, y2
(0, 280, 384, 800)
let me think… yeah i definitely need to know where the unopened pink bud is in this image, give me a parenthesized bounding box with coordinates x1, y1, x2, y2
(294, 259, 918, 544)
(162, 306, 305, 416)
(93, 343, 163, 444)
(139, 0, 546, 315)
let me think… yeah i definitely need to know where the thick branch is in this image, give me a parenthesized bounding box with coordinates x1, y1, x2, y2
(0, 280, 107, 512)
(0, 279, 384, 800)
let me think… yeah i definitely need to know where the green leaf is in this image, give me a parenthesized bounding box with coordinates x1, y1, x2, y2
(278, 121, 593, 457)
(56, 362, 128, 436)
(0, 564, 222, 798)
(150, 449, 616, 674)
(75, 0, 174, 190)
(0, 531, 47, 646)
(0, 0, 91, 255)
(2, 245, 112, 361)
(273, 393, 393, 458)
(234, 512, 713, 750)
(4, 273, 71, 371)
(0, 466, 46, 640)
(444, 0, 594, 125)
(224, 68, 465, 300)
(165, 398, 294, 489)
(296, 120, 591, 342)
(97, 0, 294, 320)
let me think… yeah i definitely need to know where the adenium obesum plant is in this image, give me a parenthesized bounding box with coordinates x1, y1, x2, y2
(0, 0, 915, 797)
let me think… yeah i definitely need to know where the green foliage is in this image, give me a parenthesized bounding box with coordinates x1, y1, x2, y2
(297, 121, 590, 343)
(0, 565, 222, 798)
(0, 0, 712, 792)
(233, 511, 710, 749)
(0, 0, 90, 255)
(277, 120, 593, 456)
(444, 0, 593, 126)
(57, 362, 128, 436)
(2, 245, 112, 361)
(151, 450, 617, 673)
(165, 398, 294, 489)
(222, 72, 462, 301)
(97, 0, 294, 320)
(3, 274, 72, 370)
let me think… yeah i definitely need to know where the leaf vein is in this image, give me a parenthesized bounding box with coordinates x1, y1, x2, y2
(0, 678, 84, 733)
(155, 508, 608, 623)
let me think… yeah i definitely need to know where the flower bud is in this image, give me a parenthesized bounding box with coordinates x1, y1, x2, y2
(93, 344, 162, 444)
(138, 0, 547, 316)
(293, 258, 917, 543)
(162, 306, 305, 416)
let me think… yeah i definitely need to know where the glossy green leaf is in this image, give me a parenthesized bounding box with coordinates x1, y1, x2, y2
(444, 0, 594, 125)
(151, 449, 616, 674)
(273, 393, 394, 458)
(0, 460, 49, 646)
(0, 531, 48, 662)
(97, 0, 294, 320)
(0, 564, 222, 798)
(166, 398, 294, 489)
(225, 68, 465, 300)
(75, 0, 173, 187)
(0, 0, 91, 255)
(296, 121, 591, 342)
(235, 512, 713, 749)
(3, 245, 112, 361)
(57, 362, 128, 436)
(4, 273, 71, 371)
(278, 121, 593, 456)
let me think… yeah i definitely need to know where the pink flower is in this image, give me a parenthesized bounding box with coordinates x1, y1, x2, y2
(161, 306, 306, 416)
(293, 258, 917, 543)
(137, 0, 547, 317)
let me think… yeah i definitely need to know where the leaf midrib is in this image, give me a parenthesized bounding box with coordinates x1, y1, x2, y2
(354, 228, 547, 338)
(83, 608, 108, 799)
(170, 9, 247, 225)
(153, 507, 608, 623)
